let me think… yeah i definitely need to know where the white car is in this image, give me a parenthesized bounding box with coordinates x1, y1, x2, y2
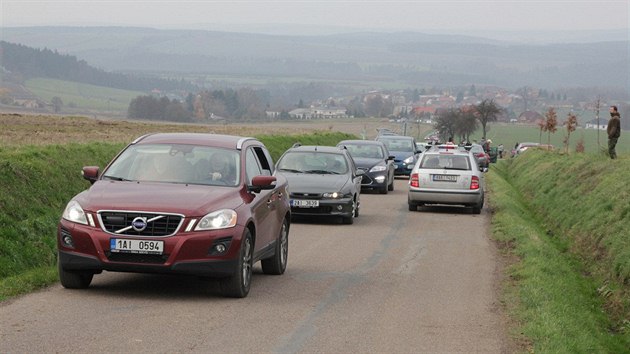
(407, 145, 485, 214)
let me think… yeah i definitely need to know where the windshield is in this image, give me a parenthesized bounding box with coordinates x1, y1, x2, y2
(103, 144, 241, 186)
(420, 154, 470, 170)
(277, 151, 348, 174)
(378, 138, 414, 152)
(344, 144, 384, 159)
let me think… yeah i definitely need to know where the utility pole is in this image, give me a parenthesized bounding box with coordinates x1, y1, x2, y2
(595, 96, 601, 149)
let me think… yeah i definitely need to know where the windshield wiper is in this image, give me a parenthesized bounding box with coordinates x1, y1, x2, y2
(278, 168, 303, 173)
(102, 175, 133, 182)
(305, 170, 338, 175)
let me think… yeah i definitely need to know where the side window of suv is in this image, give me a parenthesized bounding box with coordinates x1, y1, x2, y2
(252, 146, 274, 176)
(245, 148, 263, 185)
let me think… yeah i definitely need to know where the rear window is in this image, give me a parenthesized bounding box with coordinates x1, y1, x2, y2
(419, 154, 470, 170)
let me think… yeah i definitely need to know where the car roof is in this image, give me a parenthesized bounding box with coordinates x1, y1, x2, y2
(133, 133, 259, 150)
(376, 135, 414, 141)
(287, 145, 348, 154)
(338, 140, 386, 147)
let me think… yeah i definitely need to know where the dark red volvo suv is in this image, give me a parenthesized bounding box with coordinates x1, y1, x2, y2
(58, 133, 290, 297)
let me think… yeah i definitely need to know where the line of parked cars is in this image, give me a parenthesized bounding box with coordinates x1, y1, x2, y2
(57, 132, 488, 298)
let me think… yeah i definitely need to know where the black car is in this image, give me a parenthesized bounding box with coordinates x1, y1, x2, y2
(336, 140, 395, 194)
(275, 145, 363, 224)
(375, 135, 421, 176)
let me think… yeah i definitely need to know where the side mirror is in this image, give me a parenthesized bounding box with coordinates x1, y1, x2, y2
(248, 175, 276, 193)
(355, 169, 365, 176)
(387, 155, 395, 160)
(82, 166, 100, 184)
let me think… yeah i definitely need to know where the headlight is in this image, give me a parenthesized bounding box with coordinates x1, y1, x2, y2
(62, 200, 88, 225)
(322, 192, 341, 199)
(369, 165, 387, 173)
(195, 209, 237, 230)
(404, 156, 415, 164)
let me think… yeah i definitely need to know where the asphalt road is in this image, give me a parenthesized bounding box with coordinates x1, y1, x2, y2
(0, 179, 511, 353)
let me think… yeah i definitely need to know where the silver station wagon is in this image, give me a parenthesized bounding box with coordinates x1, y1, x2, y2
(407, 145, 484, 214)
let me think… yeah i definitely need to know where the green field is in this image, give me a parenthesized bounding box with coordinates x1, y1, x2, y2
(472, 123, 628, 155)
(25, 78, 144, 113)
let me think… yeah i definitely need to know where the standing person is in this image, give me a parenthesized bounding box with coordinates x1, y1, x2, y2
(498, 144, 504, 158)
(607, 105, 621, 159)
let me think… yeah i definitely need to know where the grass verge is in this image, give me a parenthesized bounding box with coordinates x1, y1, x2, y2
(488, 156, 630, 352)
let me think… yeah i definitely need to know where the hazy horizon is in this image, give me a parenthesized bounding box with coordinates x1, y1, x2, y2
(2, 0, 628, 43)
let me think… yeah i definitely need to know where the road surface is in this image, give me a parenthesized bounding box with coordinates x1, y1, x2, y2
(0, 179, 512, 353)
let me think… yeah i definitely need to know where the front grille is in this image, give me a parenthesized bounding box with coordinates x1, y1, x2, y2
(291, 206, 333, 214)
(106, 252, 168, 264)
(98, 211, 183, 237)
(361, 175, 373, 185)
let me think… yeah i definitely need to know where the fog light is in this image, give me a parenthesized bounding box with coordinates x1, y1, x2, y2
(215, 244, 226, 253)
(337, 205, 344, 211)
(62, 235, 74, 248)
(375, 176, 386, 183)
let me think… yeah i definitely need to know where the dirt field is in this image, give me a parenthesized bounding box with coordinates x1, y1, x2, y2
(0, 113, 430, 147)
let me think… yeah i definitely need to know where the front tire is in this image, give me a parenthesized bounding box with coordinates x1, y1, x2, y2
(58, 258, 93, 289)
(261, 219, 288, 275)
(342, 198, 356, 224)
(220, 230, 253, 298)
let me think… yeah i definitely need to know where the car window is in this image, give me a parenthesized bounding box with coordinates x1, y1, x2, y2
(378, 138, 414, 152)
(277, 152, 348, 174)
(245, 148, 263, 184)
(103, 144, 240, 186)
(419, 154, 470, 170)
(344, 144, 384, 159)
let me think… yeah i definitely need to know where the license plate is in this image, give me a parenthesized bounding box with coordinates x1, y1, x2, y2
(291, 199, 319, 207)
(110, 239, 164, 254)
(432, 174, 457, 182)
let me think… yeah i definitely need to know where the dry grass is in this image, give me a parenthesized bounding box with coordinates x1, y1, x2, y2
(0, 113, 415, 147)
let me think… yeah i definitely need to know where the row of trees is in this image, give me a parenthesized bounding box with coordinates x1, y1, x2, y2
(128, 96, 192, 122)
(433, 99, 502, 142)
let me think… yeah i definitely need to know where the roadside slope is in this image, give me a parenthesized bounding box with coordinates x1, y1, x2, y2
(488, 151, 630, 352)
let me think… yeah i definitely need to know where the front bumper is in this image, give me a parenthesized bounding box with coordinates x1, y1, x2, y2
(361, 173, 388, 189)
(393, 162, 414, 175)
(289, 197, 354, 218)
(57, 219, 243, 277)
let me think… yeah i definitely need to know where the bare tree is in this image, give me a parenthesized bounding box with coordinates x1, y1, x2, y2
(474, 99, 502, 139)
(563, 113, 578, 154)
(434, 108, 459, 142)
(544, 107, 558, 147)
(51, 96, 63, 113)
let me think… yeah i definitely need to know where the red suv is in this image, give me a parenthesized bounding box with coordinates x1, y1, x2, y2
(58, 133, 290, 297)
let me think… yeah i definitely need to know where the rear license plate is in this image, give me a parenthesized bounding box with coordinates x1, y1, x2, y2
(432, 174, 457, 182)
(110, 239, 164, 254)
(291, 199, 319, 207)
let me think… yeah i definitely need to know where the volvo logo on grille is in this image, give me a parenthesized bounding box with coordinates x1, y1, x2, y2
(131, 217, 148, 232)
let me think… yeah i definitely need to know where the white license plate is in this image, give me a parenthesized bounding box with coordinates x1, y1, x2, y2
(110, 239, 164, 254)
(432, 174, 457, 182)
(291, 199, 319, 207)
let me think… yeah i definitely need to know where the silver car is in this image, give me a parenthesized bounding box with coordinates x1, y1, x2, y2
(407, 146, 484, 214)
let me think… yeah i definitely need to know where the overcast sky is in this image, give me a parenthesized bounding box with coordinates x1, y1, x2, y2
(2, 0, 628, 35)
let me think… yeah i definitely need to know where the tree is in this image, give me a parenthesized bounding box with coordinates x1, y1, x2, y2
(536, 119, 545, 144)
(544, 107, 558, 147)
(455, 107, 478, 143)
(474, 99, 502, 139)
(434, 108, 459, 142)
(563, 112, 578, 153)
(51, 96, 63, 113)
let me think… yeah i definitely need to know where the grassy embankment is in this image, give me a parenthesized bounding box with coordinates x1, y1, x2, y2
(0, 131, 354, 301)
(488, 151, 630, 352)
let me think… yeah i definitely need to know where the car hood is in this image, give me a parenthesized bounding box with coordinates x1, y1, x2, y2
(389, 151, 414, 161)
(352, 157, 384, 169)
(280, 173, 350, 193)
(74, 180, 243, 217)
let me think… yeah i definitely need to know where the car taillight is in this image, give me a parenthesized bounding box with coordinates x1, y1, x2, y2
(410, 173, 419, 188)
(470, 176, 480, 190)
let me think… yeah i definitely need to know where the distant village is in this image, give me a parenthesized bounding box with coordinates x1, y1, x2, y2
(266, 86, 616, 130)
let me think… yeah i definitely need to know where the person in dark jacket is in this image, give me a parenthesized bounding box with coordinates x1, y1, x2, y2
(607, 105, 621, 159)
